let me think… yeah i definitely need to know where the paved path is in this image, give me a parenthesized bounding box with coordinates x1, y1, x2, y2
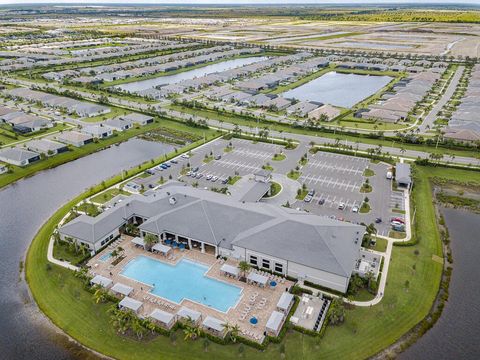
(418, 65, 464, 134)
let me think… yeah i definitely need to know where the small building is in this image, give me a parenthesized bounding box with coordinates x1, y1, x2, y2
(104, 118, 132, 132)
(0, 163, 7, 174)
(395, 163, 412, 189)
(201, 316, 227, 338)
(177, 306, 202, 324)
(0, 147, 41, 167)
(308, 104, 341, 121)
(253, 169, 272, 183)
(120, 113, 154, 125)
(276, 292, 294, 314)
(25, 139, 68, 156)
(266, 310, 285, 337)
(56, 131, 93, 147)
(81, 125, 112, 139)
(149, 309, 176, 329)
(118, 296, 143, 314)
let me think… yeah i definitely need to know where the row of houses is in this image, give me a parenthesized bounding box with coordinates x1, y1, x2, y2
(137, 52, 314, 100)
(327, 54, 447, 70)
(0, 40, 186, 72)
(59, 183, 364, 293)
(0, 105, 54, 133)
(357, 70, 442, 123)
(97, 47, 261, 83)
(4, 88, 110, 118)
(444, 64, 480, 142)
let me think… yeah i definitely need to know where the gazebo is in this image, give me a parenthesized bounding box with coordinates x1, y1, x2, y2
(119, 296, 143, 314)
(247, 272, 269, 287)
(111, 282, 134, 297)
(131, 237, 145, 248)
(266, 310, 285, 337)
(90, 274, 113, 289)
(149, 309, 176, 329)
(152, 242, 172, 256)
(220, 264, 239, 279)
(202, 316, 227, 338)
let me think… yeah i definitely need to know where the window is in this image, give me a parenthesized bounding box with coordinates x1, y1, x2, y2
(249, 255, 257, 266)
(262, 259, 270, 269)
(274, 263, 283, 273)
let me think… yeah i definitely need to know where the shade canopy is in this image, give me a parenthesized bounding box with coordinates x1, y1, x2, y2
(202, 316, 225, 332)
(111, 282, 133, 296)
(220, 264, 239, 277)
(247, 272, 269, 286)
(119, 296, 143, 312)
(150, 308, 175, 324)
(177, 306, 202, 322)
(131, 237, 145, 247)
(266, 311, 284, 332)
(90, 274, 112, 288)
(152, 242, 172, 254)
(277, 292, 294, 311)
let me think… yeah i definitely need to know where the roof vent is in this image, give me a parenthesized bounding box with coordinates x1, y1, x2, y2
(169, 197, 177, 205)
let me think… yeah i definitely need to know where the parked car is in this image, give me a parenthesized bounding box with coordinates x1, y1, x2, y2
(214, 155, 221, 160)
(181, 154, 190, 159)
(307, 189, 315, 196)
(145, 169, 155, 175)
(318, 198, 325, 205)
(304, 195, 312, 203)
(212, 176, 218, 182)
(338, 202, 345, 210)
(148, 184, 155, 189)
(221, 178, 228, 184)
(190, 172, 197, 178)
(352, 205, 359, 213)
(160, 164, 168, 169)
(391, 220, 404, 227)
(163, 163, 171, 168)
(170, 159, 178, 164)
(156, 165, 164, 171)
(196, 173, 203, 179)
(192, 166, 199, 172)
(375, 217, 382, 223)
(186, 171, 191, 176)
(206, 174, 213, 180)
(391, 217, 405, 224)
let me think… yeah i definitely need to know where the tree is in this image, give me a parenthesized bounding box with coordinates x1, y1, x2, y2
(143, 233, 157, 251)
(93, 286, 108, 304)
(328, 298, 346, 325)
(183, 318, 201, 341)
(238, 261, 251, 280)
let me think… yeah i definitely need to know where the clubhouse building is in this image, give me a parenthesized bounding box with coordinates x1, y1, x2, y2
(59, 183, 364, 293)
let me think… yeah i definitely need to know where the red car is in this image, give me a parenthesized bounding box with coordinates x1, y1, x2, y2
(391, 217, 405, 224)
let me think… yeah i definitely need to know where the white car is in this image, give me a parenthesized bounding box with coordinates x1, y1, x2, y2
(206, 174, 213, 180)
(181, 154, 190, 159)
(338, 202, 346, 210)
(212, 176, 218, 182)
(352, 205, 359, 213)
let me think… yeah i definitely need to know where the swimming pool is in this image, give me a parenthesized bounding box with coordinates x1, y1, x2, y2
(99, 252, 112, 262)
(121, 256, 242, 312)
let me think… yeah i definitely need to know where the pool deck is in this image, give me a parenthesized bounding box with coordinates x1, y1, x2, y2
(88, 235, 294, 343)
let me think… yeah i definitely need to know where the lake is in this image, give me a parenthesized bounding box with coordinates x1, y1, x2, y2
(401, 208, 480, 359)
(282, 71, 393, 108)
(0, 138, 174, 359)
(116, 56, 268, 92)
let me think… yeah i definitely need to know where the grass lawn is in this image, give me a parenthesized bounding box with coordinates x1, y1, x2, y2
(90, 188, 130, 204)
(287, 170, 301, 180)
(360, 184, 372, 193)
(360, 202, 371, 213)
(363, 168, 375, 177)
(0, 122, 72, 146)
(52, 240, 89, 266)
(272, 153, 286, 161)
(24, 165, 480, 359)
(389, 231, 407, 239)
(227, 175, 241, 185)
(264, 181, 282, 198)
(76, 203, 101, 217)
(296, 189, 308, 200)
(371, 237, 388, 253)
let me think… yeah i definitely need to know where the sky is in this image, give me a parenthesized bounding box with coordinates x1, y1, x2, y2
(0, 0, 477, 5)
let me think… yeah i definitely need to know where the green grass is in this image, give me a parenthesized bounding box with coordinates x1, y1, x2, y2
(287, 170, 301, 180)
(227, 175, 241, 185)
(371, 238, 388, 253)
(90, 188, 130, 204)
(360, 202, 371, 213)
(360, 184, 373, 193)
(0, 122, 72, 146)
(363, 168, 375, 177)
(24, 164, 480, 359)
(272, 153, 286, 161)
(264, 181, 282, 198)
(296, 189, 308, 200)
(76, 203, 101, 217)
(389, 231, 406, 239)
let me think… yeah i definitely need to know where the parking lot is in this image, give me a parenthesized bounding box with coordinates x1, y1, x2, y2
(132, 137, 405, 236)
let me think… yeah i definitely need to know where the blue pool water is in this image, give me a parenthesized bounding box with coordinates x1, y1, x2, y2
(121, 256, 242, 312)
(99, 252, 112, 262)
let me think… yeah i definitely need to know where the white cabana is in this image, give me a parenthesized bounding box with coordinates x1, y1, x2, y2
(111, 282, 134, 297)
(90, 274, 112, 289)
(152, 242, 172, 255)
(277, 292, 294, 313)
(131, 237, 145, 248)
(266, 310, 285, 336)
(177, 306, 202, 323)
(149, 309, 176, 329)
(220, 264, 239, 278)
(119, 296, 143, 313)
(202, 316, 226, 336)
(247, 272, 269, 287)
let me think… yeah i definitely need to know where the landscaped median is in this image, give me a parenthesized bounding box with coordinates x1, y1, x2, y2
(25, 154, 472, 359)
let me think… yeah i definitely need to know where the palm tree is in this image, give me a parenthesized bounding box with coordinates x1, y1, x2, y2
(131, 318, 148, 340)
(227, 323, 240, 343)
(183, 318, 201, 341)
(238, 261, 250, 281)
(143, 233, 157, 251)
(93, 286, 108, 304)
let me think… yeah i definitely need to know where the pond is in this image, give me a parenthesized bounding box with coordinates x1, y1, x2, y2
(282, 71, 393, 108)
(116, 56, 268, 93)
(0, 138, 174, 359)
